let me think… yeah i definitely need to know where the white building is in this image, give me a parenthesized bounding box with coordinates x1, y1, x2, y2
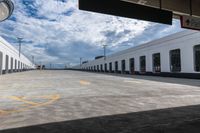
(76, 30, 200, 79)
(0, 36, 35, 75)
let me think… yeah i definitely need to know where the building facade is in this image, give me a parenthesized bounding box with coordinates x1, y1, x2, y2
(75, 30, 200, 79)
(0, 36, 35, 75)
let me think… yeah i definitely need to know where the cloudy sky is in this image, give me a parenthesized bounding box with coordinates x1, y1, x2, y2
(0, 0, 185, 68)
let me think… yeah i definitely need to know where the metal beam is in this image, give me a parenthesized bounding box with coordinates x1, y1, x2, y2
(79, 0, 173, 25)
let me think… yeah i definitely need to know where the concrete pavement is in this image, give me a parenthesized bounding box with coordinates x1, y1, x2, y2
(0, 70, 200, 132)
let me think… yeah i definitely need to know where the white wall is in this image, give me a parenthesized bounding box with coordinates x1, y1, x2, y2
(75, 30, 200, 74)
(0, 36, 35, 75)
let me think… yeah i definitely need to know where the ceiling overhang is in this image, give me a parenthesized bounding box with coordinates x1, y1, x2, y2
(79, 0, 200, 26)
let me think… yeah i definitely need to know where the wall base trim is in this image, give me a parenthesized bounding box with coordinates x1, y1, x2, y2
(134, 71, 200, 79)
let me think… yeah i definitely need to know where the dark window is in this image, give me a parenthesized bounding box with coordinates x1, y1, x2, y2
(170, 49, 181, 72)
(140, 56, 146, 73)
(0, 52, 3, 75)
(100, 64, 103, 72)
(129, 58, 135, 74)
(115, 61, 118, 72)
(153, 53, 161, 73)
(5, 55, 9, 73)
(109, 62, 112, 72)
(15, 59, 17, 71)
(11, 57, 13, 72)
(121, 60, 126, 74)
(194, 45, 200, 72)
(94, 66, 96, 71)
(104, 63, 107, 72)
(18, 61, 20, 70)
(97, 65, 99, 71)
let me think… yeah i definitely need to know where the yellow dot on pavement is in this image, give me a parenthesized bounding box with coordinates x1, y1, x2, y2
(80, 80, 91, 85)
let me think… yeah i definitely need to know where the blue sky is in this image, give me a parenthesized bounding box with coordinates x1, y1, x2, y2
(0, 0, 185, 67)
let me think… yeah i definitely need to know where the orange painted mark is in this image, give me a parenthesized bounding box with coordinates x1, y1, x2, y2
(80, 80, 91, 85)
(8, 96, 39, 106)
(0, 94, 60, 115)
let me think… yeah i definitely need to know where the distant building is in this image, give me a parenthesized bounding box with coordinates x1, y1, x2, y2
(74, 30, 200, 79)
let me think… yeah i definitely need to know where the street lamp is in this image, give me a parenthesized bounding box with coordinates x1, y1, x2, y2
(103, 44, 107, 60)
(17, 37, 23, 58)
(80, 57, 82, 67)
(0, 0, 14, 22)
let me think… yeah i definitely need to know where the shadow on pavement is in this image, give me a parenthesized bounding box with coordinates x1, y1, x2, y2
(1, 104, 200, 133)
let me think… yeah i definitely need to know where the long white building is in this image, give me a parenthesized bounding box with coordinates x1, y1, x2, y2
(0, 36, 35, 75)
(76, 30, 200, 79)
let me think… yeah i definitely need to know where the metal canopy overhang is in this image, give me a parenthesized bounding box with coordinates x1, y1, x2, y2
(122, 0, 200, 18)
(79, 0, 173, 25)
(79, 0, 200, 25)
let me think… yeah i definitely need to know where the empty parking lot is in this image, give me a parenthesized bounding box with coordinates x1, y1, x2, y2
(0, 70, 200, 133)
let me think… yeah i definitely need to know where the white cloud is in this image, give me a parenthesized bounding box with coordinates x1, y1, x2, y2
(0, 0, 184, 67)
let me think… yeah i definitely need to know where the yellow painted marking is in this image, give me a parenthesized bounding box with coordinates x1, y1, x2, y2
(0, 94, 60, 115)
(80, 80, 91, 85)
(8, 96, 39, 106)
(0, 110, 7, 113)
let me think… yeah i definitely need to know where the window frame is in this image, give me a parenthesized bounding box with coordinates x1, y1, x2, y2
(152, 53, 161, 73)
(194, 44, 200, 72)
(170, 49, 181, 73)
(129, 58, 135, 74)
(140, 56, 146, 73)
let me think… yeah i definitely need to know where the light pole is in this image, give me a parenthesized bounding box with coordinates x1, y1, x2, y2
(17, 37, 23, 58)
(103, 44, 107, 60)
(32, 55, 35, 64)
(50, 63, 52, 69)
(103, 44, 107, 72)
(80, 57, 82, 68)
(0, 0, 14, 22)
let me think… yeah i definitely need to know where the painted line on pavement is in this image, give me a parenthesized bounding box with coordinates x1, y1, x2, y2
(0, 94, 60, 116)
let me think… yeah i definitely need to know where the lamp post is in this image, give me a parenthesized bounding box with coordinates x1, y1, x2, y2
(103, 44, 107, 60)
(102, 44, 107, 73)
(17, 37, 23, 58)
(0, 0, 14, 22)
(80, 57, 82, 68)
(32, 55, 34, 64)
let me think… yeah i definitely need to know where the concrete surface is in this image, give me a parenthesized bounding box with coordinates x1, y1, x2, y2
(0, 70, 200, 133)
